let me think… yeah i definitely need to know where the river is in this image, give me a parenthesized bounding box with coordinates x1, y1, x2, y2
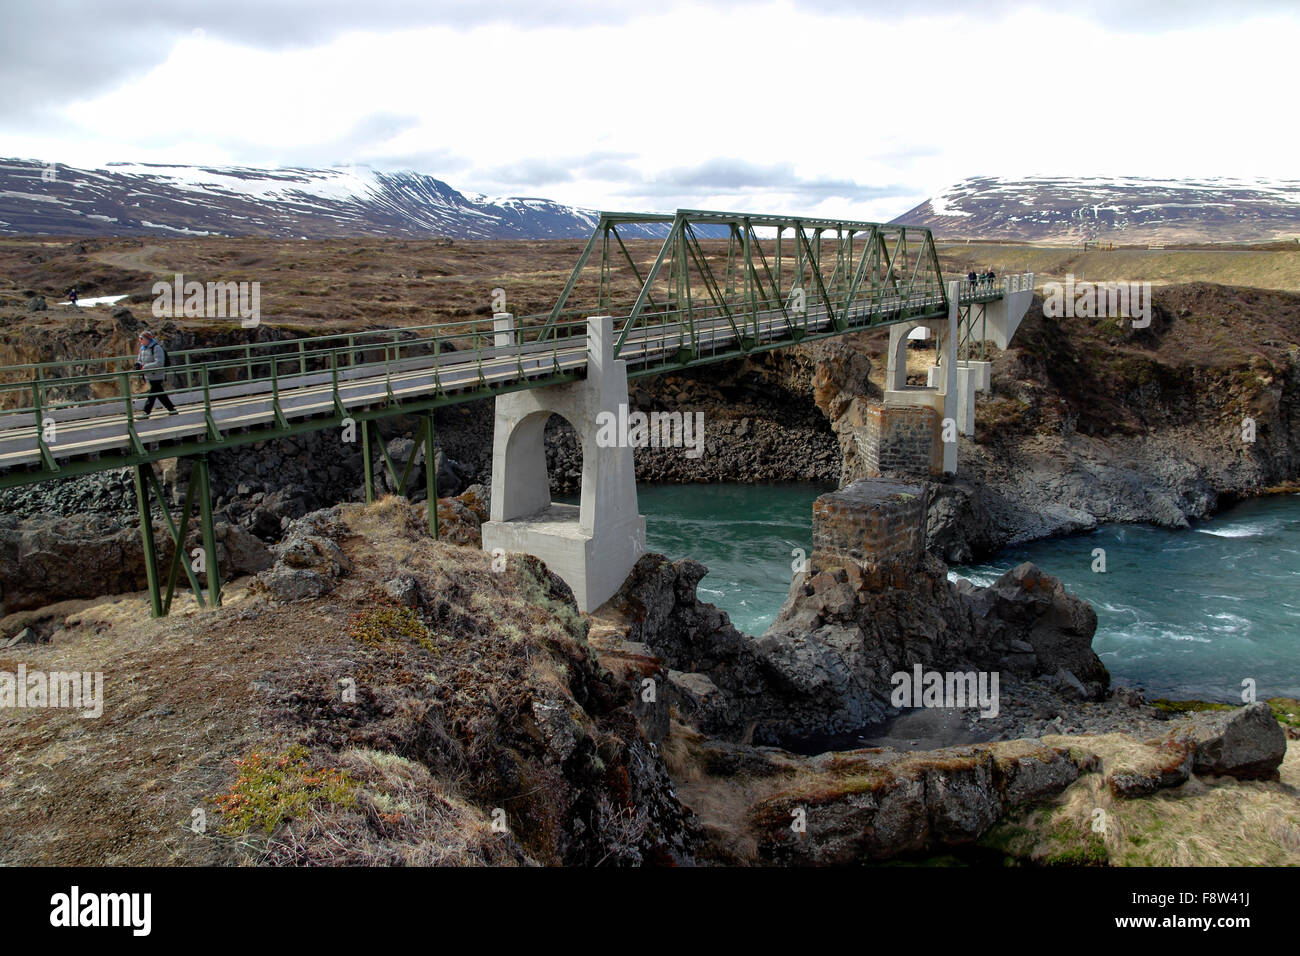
(639, 484, 1300, 703)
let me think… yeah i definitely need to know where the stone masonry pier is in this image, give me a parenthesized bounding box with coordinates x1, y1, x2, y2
(810, 479, 930, 578)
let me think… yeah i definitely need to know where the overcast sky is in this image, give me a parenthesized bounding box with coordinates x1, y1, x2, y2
(2, 0, 1297, 221)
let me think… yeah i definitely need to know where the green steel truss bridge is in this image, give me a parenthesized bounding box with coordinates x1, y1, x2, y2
(0, 209, 1028, 615)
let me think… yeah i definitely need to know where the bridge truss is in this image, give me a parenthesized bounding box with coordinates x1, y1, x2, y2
(539, 210, 956, 375)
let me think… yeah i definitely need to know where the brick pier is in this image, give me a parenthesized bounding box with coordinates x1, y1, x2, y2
(810, 479, 930, 578)
(861, 403, 941, 477)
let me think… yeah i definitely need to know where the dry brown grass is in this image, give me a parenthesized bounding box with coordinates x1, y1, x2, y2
(988, 734, 1300, 866)
(937, 242, 1300, 292)
(262, 749, 520, 866)
(0, 496, 636, 866)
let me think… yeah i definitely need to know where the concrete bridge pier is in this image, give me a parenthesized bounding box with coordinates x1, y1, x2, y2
(481, 314, 645, 612)
(883, 281, 962, 474)
(880, 277, 1034, 471)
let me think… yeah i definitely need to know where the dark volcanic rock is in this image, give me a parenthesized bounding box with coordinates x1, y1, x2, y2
(1106, 738, 1194, 798)
(613, 542, 1108, 743)
(749, 741, 1083, 864)
(0, 511, 270, 613)
(1179, 702, 1287, 780)
(965, 561, 1107, 687)
(254, 507, 352, 603)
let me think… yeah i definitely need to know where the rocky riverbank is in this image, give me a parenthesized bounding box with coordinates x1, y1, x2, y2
(583, 472, 1295, 865)
(4, 497, 1292, 866)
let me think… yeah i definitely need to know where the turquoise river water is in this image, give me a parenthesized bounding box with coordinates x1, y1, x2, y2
(637, 484, 1300, 703)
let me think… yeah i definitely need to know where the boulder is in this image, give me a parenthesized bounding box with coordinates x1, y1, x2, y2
(255, 507, 352, 603)
(213, 521, 273, 576)
(667, 670, 723, 722)
(960, 562, 1107, 691)
(750, 741, 1082, 864)
(382, 575, 422, 608)
(1180, 703, 1287, 780)
(1105, 737, 1194, 798)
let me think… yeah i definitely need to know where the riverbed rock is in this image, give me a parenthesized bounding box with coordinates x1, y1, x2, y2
(965, 562, 1108, 687)
(613, 539, 1107, 745)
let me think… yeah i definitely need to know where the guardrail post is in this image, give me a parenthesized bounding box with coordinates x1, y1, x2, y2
(120, 372, 146, 455)
(200, 365, 222, 442)
(384, 346, 397, 405)
(269, 354, 287, 428)
(330, 351, 350, 419)
(31, 370, 59, 473)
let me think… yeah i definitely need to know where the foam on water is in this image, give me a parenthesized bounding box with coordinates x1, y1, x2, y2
(953, 495, 1300, 701)
(1195, 525, 1269, 538)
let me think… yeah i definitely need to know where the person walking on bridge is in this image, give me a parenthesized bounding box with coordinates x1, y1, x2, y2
(967, 270, 977, 292)
(135, 330, 177, 416)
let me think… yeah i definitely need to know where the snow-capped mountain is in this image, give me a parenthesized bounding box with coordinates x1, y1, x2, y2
(0, 159, 670, 240)
(893, 176, 1300, 243)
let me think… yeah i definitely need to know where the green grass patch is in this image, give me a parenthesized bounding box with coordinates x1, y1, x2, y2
(215, 745, 356, 835)
(1267, 698, 1300, 729)
(1149, 698, 1233, 716)
(348, 601, 435, 652)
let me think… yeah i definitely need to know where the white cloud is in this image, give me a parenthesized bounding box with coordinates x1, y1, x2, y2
(5, 1, 1299, 219)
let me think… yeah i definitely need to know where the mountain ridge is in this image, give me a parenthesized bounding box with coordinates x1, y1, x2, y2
(0, 159, 671, 240)
(892, 175, 1300, 243)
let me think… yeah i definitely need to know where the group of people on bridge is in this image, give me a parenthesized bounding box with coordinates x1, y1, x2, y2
(967, 269, 997, 292)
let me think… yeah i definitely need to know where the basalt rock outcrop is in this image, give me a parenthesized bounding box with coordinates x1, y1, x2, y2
(747, 739, 1085, 865)
(611, 478, 1107, 744)
(0, 511, 271, 613)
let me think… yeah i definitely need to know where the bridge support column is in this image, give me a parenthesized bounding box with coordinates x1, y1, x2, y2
(195, 455, 221, 608)
(424, 411, 438, 539)
(361, 419, 374, 504)
(359, 414, 440, 538)
(939, 283, 960, 474)
(880, 282, 962, 474)
(133, 463, 163, 618)
(482, 314, 646, 613)
(131, 455, 222, 617)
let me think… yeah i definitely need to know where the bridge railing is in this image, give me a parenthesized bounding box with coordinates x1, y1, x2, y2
(948, 272, 1036, 300)
(0, 311, 596, 446)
